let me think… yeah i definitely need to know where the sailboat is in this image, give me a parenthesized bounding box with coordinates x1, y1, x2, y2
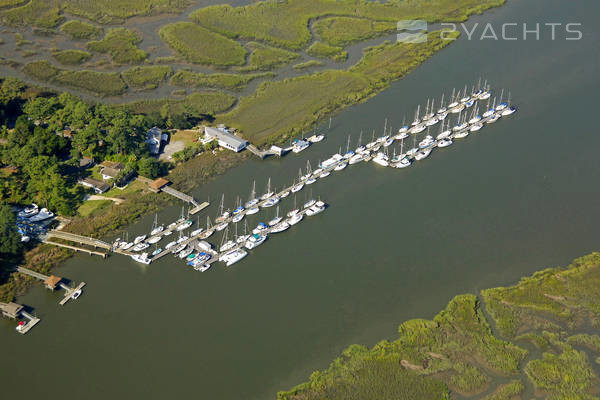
(305, 161, 317, 184)
(215, 194, 230, 223)
(391, 137, 411, 168)
(268, 206, 282, 226)
(447, 88, 459, 109)
(468, 104, 482, 124)
(292, 171, 304, 192)
(150, 214, 163, 236)
(501, 92, 517, 116)
(411, 104, 421, 126)
(260, 177, 274, 200)
(495, 89, 507, 111)
(245, 181, 259, 208)
(343, 135, 355, 157)
(236, 221, 251, 244)
(219, 227, 236, 252)
(396, 117, 409, 140)
(287, 196, 300, 217)
(437, 93, 447, 114)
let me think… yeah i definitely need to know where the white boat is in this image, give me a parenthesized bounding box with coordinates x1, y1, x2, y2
(292, 139, 310, 153)
(303, 199, 316, 209)
(411, 105, 421, 126)
(221, 249, 248, 266)
(479, 91, 491, 100)
(419, 135, 435, 148)
(450, 103, 465, 113)
(26, 207, 54, 222)
(280, 190, 290, 198)
(414, 148, 432, 161)
(383, 138, 394, 147)
(236, 234, 250, 244)
(165, 241, 177, 250)
(270, 221, 290, 233)
(176, 235, 189, 244)
(18, 203, 38, 218)
(245, 181, 259, 208)
(252, 222, 268, 235)
(469, 123, 483, 132)
(150, 214, 163, 236)
(436, 127, 451, 140)
(305, 177, 317, 185)
(260, 178, 274, 200)
(308, 134, 324, 143)
(410, 124, 426, 134)
(291, 182, 304, 193)
(319, 153, 343, 169)
(245, 234, 266, 249)
(312, 168, 323, 177)
(454, 129, 470, 139)
(176, 220, 193, 231)
(406, 147, 418, 157)
(197, 264, 212, 272)
(220, 240, 236, 252)
(215, 222, 228, 231)
(131, 253, 151, 265)
(320, 170, 331, 178)
(334, 162, 347, 171)
(232, 213, 244, 223)
(163, 230, 173, 236)
(372, 152, 389, 167)
(71, 289, 82, 299)
(121, 242, 134, 250)
(246, 206, 259, 215)
(268, 206, 282, 226)
(464, 100, 475, 108)
(453, 122, 468, 131)
(262, 196, 279, 208)
(134, 235, 146, 244)
(502, 106, 516, 116)
(425, 117, 439, 126)
(437, 112, 448, 121)
(133, 242, 149, 252)
(147, 236, 162, 244)
(437, 139, 453, 148)
(287, 213, 304, 225)
(349, 153, 367, 165)
(190, 228, 203, 237)
(179, 247, 194, 258)
(172, 243, 187, 254)
(306, 201, 326, 216)
(486, 114, 500, 124)
(151, 248, 162, 256)
(392, 157, 411, 168)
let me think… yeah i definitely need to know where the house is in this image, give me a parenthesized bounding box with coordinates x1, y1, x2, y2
(79, 156, 94, 169)
(203, 126, 248, 152)
(99, 161, 125, 181)
(78, 178, 110, 194)
(0, 302, 23, 319)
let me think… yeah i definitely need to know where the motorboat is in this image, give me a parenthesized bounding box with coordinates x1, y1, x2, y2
(245, 234, 267, 249)
(147, 236, 162, 244)
(134, 235, 146, 244)
(292, 139, 310, 153)
(26, 208, 54, 222)
(133, 242, 149, 252)
(220, 249, 248, 266)
(131, 253, 151, 265)
(306, 201, 326, 216)
(308, 134, 324, 143)
(18, 204, 38, 218)
(319, 153, 343, 169)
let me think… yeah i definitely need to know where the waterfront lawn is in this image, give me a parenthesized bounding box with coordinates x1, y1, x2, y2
(312, 16, 396, 47)
(87, 28, 147, 64)
(77, 199, 112, 217)
(122, 65, 172, 90)
(59, 20, 102, 40)
(170, 70, 273, 90)
(52, 49, 92, 65)
(158, 22, 247, 67)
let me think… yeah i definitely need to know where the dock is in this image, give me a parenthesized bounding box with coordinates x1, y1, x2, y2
(0, 302, 40, 334)
(16, 266, 86, 305)
(18, 311, 40, 334)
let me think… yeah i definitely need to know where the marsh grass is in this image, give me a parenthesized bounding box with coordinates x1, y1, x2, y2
(52, 49, 92, 65)
(60, 20, 102, 40)
(87, 28, 147, 64)
(170, 70, 273, 90)
(121, 65, 172, 90)
(306, 41, 347, 61)
(159, 22, 246, 67)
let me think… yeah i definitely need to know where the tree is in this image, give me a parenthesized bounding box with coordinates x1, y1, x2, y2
(137, 157, 165, 179)
(0, 202, 20, 255)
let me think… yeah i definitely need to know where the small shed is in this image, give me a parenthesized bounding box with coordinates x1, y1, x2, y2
(1, 302, 23, 319)
(44, 275, 62, 291)
(149, 177, 170, 193)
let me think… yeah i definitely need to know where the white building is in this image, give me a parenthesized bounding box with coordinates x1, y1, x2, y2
(146, 127, 163, 155)
(203, 126, 248, 153)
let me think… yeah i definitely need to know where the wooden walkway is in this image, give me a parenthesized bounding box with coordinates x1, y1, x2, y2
(16, 267, 86, 306)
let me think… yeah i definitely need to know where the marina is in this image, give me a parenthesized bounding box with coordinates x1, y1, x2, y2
(119, 85, 516, 270)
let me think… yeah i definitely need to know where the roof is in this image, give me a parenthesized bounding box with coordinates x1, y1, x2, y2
(149, 177, 170, 190)
(79, 178, 111, 192)
(79, 157, 94, 167)
(99, 161, 125, 170)
(1, 302, 23, 315)
(44, 275, 61, 288)
(100, 167, 121, 178)
(204, 127, 248, 148)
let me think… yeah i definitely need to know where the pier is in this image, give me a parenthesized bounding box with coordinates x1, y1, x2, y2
(42, 230, 110, 257)
(16, 267, 86, 306)
(0, 302, 40, 334)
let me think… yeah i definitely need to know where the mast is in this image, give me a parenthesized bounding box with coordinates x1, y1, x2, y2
(439, 93, 444, 110)
(346, 135, 350, 153)
(383, 118, 388, 136)
(358, 131, 362, 147)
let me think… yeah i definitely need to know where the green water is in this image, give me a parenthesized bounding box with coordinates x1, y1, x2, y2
(1, 1, 600, 399)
